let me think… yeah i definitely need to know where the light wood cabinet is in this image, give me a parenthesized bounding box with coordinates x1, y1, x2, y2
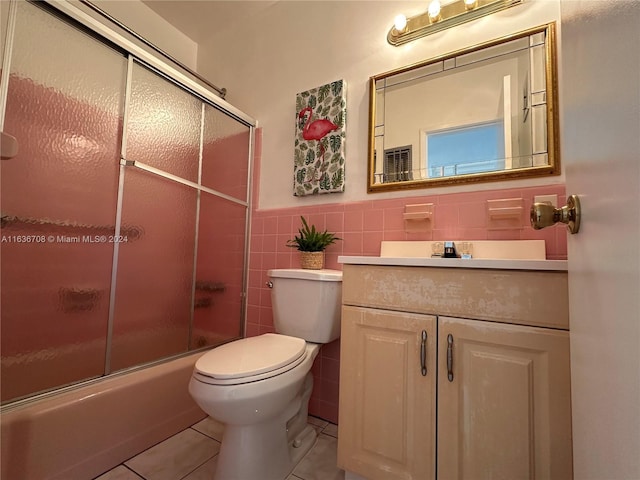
(338, 306, 437, 480)
(437, 316, 572, 480)
(338, 264, 572, 480)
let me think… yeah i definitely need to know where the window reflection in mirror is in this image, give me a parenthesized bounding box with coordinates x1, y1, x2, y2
(368, 23, 559, 193)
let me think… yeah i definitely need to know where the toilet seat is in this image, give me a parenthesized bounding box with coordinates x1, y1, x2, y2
(193, 334, 307, 386)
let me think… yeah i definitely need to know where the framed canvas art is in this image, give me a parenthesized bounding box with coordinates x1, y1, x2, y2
(294, 79, 346, 196)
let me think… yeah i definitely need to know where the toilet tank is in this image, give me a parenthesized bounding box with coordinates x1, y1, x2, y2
(268, 269, 342, 343)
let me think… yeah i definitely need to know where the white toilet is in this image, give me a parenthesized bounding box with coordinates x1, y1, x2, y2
(189, 268, 342, 480)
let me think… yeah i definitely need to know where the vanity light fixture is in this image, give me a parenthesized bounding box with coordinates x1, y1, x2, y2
(388, 0, 523, 46)
(428, 1, 442, 22)
(464, 0, 479, 10)
(394, 14, 408, 33)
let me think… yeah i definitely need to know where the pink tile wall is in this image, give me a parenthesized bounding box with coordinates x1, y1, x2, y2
(247, 177, 567, 424)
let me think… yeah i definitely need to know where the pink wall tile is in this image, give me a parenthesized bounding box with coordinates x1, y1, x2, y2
(344, 210, 364, 232)
(363, 209, 384, 231)
(263, 216, 278, 234)
(341, 231, 364, 255)
(458, 201, 486, 228)
(487, 229, 520, 240)
(325, 212, 345, 234)
(262, 234, 277, 253)
(363, 231, 384, 256)
(384, 229, 409, 241)
(383, 207, 405, 231)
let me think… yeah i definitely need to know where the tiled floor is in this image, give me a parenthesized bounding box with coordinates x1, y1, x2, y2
(94, 416, 344, 480)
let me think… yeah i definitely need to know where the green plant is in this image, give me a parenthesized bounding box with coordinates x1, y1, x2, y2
(287, 216, 341, 252)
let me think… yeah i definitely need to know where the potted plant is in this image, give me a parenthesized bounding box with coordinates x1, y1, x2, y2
(287, 216, 341, 269)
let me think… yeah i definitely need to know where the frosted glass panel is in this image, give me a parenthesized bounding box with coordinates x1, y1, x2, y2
(126, 62, 202, 182)
(0, 1, 126, 403)
(110, 168, 197, 372)
(0, 0, 251, 405)
(201, 105, 251, 202)
(192, 193, 247, 348)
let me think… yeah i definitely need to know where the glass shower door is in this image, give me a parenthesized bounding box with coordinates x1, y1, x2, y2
(1, 0, 254, 405)
(192, 104, 252, 347)
(110, 62, 252, 371)
(110, 61, 202, 371)
(0, 1, 126, 402)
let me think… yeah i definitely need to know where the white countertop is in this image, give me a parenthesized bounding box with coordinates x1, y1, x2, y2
(338, 255, 568, 271)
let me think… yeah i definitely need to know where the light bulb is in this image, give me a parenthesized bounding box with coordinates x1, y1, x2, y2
(428, 0, 441, 21)
(394, 14, 408, 33)
(464, 0, 477, 9)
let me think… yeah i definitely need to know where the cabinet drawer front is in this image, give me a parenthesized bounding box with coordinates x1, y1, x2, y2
(342, 265, 569, 330)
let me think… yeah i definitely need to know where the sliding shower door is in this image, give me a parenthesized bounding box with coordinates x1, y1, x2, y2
(194, 104, 251, 348)
(109, 62, 202, 372)
(1, 0, 253, 404)
(0, 0, 126, 402)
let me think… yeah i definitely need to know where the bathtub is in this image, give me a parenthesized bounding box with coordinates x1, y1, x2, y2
(0, 352, 207, 480)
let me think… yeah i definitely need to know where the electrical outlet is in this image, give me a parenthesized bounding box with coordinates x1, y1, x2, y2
(534, 194, 557, 206)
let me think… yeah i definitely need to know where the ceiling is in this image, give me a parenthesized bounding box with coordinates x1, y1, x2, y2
(141, 0, 278, 45)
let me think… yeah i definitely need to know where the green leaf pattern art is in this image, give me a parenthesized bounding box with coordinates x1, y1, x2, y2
(294, 79, 346, 196)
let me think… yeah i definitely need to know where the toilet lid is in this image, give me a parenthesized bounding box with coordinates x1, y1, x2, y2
(194, 334, 306, 380)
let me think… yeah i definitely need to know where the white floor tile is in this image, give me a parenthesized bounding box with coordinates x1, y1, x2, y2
(94, 465, 144, 480)
(125, 428, 220, 480)
(192, 416, 225, 442)
(106, 419, 341, 480)
(322, 423, 338, 438)
(182, 456, 218, 480)
(292, 434, 344, 480)
(307, 416, 328, 430)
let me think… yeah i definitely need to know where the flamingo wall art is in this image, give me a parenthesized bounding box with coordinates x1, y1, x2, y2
(294, 79, 346, 196)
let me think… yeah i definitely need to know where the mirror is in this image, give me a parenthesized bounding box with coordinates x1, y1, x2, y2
(368, 23, 559, 193)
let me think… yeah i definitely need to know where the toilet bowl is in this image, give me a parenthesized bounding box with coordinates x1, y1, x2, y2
(189, 269, 342, 480)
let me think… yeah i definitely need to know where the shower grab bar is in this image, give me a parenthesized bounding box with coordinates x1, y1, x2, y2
(0, 214, 142, 239)
(77, 0, 227, 100)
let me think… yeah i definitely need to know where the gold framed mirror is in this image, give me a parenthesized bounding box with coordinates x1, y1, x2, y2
(368, 23, 559, 193)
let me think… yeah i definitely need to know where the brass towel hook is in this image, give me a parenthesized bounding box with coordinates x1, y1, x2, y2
(530, 194, 581, 234)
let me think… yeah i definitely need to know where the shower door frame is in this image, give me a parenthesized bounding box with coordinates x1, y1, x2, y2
(1, 0, 257, 405)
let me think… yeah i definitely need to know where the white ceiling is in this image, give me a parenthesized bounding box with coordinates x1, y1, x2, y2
(141, 0, 279, 45)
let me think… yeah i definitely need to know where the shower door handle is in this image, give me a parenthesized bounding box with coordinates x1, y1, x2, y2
(1, 132, 18, 160)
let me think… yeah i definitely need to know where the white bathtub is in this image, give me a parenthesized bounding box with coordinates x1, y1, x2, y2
(0, 352, 206, 480)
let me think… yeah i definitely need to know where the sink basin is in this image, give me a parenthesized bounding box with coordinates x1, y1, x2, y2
(380, 240, 546, 260)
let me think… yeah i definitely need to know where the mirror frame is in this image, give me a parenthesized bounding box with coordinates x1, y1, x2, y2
(367, 23, 560, 193)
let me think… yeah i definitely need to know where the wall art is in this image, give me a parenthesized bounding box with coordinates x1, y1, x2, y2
(294, 79, 346, 196)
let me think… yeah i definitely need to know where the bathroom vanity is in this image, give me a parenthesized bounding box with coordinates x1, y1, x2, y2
(336, 257, 572, 480)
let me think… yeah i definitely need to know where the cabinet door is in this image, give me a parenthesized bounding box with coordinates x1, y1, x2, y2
(338, 306, 437, 480)
(438, 316, 572, 480)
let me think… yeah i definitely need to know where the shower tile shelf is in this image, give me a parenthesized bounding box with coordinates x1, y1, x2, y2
(0, 214, 143, 240)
